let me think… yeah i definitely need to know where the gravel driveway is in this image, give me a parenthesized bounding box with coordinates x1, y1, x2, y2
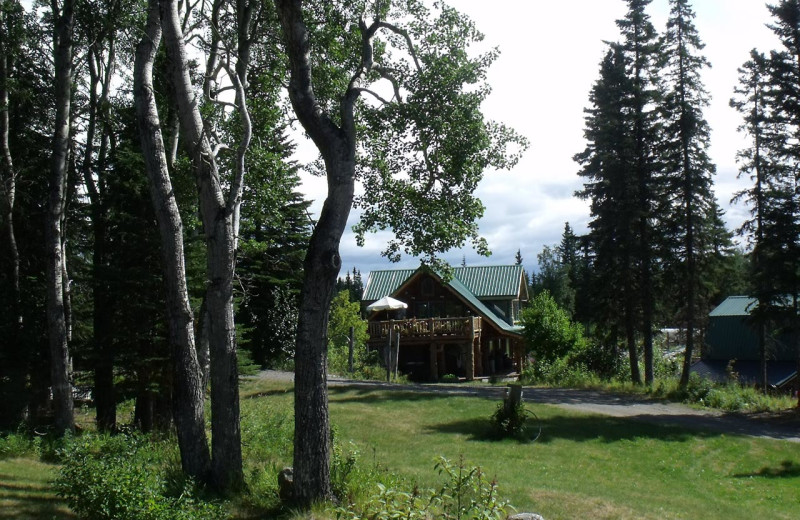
(254, 370, 800, 443)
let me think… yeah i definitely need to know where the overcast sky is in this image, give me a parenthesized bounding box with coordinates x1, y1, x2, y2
(297, 0, 782, 278)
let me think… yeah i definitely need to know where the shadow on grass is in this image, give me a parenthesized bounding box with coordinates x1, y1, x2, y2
(242, 388, 295, 400)
(329, 386, 468, 404)
(733, 460, 800, 479)
(425, 414, 721, 444)
(0, 473, 75, 520)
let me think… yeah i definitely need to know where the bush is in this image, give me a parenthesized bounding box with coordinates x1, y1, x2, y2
(522, 357, 602, 388)
(54, 433, 224, 520)
(521, 291, 586, 363)
(328, 290, 385, 379)
(490, 400, 528, 439)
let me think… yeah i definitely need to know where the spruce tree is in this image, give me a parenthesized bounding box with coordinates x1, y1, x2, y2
(731, 49, 779, 392)
(658, 0, 721, 387)
(765, 2, 800, 380)
(575, 43, 641, 383)
(618, 0, 662, 385)
(729, 1, 800, 392)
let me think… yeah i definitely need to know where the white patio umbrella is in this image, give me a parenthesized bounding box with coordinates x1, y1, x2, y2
(366, 296, 408, 312)
(366, 296, 408, 382)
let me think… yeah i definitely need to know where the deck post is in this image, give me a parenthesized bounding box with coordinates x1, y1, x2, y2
(429, 343, 438, 381)
(474, 339, 482, 377)
(465, 341, 474, 381)
(394, 330, 400, 380)
(386, 327, 392, 382)
(348, 326, 354, 373)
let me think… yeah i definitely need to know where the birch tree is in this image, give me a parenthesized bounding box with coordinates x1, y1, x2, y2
(134, 0, 211, 480)
(274, 0, 525, 503)
(46, 0, 75, 435)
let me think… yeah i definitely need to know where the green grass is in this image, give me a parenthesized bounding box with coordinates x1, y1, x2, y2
(320, 384, 800, 520)
(2, 378, 798, 520)
(0, 457, 74, 519)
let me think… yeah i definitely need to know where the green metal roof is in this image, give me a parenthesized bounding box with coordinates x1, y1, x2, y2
(709, 296, 758, 317)
(445, 275, 522, 335)
(362, 265, 525, 302)
(361, 269, 416, 301)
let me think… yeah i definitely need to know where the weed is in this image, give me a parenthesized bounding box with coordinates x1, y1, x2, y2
(336, 456, 512, 520)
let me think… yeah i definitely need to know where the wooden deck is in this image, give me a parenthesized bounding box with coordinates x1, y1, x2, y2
(367, 317, 481, 344)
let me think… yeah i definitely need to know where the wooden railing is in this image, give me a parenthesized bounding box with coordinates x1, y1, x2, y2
(368, 317, 481, 340)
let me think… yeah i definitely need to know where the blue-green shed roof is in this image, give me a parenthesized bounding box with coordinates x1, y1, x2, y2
(362, 265, 525, 302)
(709, 296, 758, 317)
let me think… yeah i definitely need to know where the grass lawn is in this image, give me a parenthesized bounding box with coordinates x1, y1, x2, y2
(3, 379, 799, 520)
(316, 383, 800, 520)
(0, 457, 74, 519)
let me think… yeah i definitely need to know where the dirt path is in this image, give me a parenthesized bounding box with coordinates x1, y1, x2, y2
(255, 370, 800, 443)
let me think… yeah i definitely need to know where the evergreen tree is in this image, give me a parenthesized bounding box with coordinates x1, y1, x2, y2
(658, 0, 724, 386)
(618, 0, 663, 385)
(731, 1, 800, 391)
(236, 123, 311, 368)
(764, 2, 800, 381)
(575, 43, 642, 384)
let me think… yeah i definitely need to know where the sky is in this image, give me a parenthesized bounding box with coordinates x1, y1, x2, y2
(296, 0, 783, 279)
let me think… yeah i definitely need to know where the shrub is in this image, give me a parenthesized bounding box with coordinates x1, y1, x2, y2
(327, 290, 391, 380)
(237, 399, 295, 512)
(522, 356, 602, 388)
(521, 291, 586, 363)
(54, 433, 224, 520)
(490, 400, 528, 438)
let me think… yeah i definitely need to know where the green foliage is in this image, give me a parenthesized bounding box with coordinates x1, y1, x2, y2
(235, 124, 311, 369)
(0, 431, 38, 459)
(531, 244, 575, 317)
(54, 433, 224, 520)
(440, 373, 459, 383)
(328, 291, 372, 377)
(351, 1, 528, 265)
(521, 291, 586, 363)
(330, 433, 400, 507)
(522, 357, 603, 388)
(336, 267, 365, 303)
(337, 456, 511, 520)
(662, 373, 794, 412)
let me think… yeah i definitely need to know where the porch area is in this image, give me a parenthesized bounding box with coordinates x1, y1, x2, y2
(366, 317, 492, 381)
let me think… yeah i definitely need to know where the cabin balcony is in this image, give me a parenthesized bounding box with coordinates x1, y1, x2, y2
(367, 316, 482, 344)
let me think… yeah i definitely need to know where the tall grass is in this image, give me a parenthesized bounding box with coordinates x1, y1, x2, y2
(522, 355, 796, 413)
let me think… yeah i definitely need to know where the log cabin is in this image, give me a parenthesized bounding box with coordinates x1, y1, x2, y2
(362, 265, 528, 381)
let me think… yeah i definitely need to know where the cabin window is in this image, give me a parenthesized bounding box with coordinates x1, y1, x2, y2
(414, 301, 445, 318)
